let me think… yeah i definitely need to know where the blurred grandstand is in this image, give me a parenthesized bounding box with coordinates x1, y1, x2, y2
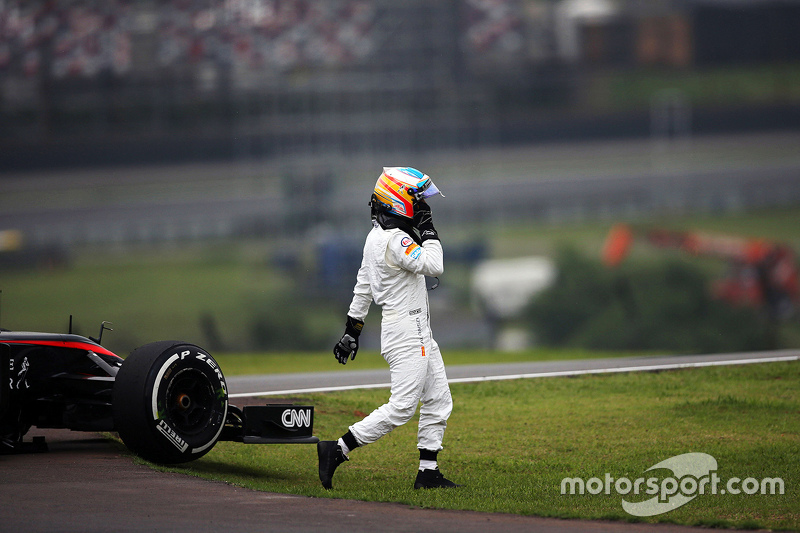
(1, 0, 800, 250)
(1, 0, 799, 168)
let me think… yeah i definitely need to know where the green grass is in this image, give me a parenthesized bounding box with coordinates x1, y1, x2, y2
(139, 361, 799, 530)
(599, 63, 800, 111)
(3, 206, 800, 353)
(0, 246, 300, 355)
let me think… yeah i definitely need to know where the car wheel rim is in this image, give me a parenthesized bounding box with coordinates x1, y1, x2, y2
(163, 369, 215, 435)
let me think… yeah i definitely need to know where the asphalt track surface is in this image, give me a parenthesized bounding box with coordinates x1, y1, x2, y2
(2, 351, 797, 533)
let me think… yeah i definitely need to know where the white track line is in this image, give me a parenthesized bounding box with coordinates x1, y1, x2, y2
(228, 354, 799, 398)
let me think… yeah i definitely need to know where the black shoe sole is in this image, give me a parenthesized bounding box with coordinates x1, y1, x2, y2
(413, 483, 461, 489)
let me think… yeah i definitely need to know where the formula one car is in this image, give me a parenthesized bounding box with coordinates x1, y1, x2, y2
(0, 323, 318, 464)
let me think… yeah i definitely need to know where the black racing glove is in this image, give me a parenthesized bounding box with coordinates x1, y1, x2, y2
(413, 200, 439, 243)
(333, 316, 364, 365)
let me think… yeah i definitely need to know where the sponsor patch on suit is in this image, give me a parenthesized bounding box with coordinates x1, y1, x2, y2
(405, 243, 421, 258)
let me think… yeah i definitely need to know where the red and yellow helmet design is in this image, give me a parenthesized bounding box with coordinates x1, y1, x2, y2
(372, 167, 443, 219)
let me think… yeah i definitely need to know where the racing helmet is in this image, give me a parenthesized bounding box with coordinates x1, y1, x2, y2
(371, 167, 444, 219)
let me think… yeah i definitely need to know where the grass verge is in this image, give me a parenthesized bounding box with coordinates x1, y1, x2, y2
(142, 360, 799, 530)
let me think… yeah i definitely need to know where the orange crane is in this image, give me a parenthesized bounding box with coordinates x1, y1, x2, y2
(602, 224, 800, 321)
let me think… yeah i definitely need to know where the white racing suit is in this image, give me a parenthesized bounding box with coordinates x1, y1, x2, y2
(347, 221, 452, 452)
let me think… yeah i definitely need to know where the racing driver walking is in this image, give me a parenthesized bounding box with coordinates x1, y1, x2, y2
(317, 167, 459, 490)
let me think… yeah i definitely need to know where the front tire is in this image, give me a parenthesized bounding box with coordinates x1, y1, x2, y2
(113, 341, 228, 464)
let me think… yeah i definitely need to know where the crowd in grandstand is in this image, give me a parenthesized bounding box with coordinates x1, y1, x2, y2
(0, 1, 132, 78)
(0, 0, 532, 83)
(462, 0, 524, 56)
(157, 0, 376, 72)
(0, 0, 378, 79)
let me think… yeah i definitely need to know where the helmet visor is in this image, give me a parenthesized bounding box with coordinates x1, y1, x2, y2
(415, 179, 444, 200)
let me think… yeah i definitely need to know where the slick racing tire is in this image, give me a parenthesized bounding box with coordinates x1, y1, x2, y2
(113, 341, 228, 464)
